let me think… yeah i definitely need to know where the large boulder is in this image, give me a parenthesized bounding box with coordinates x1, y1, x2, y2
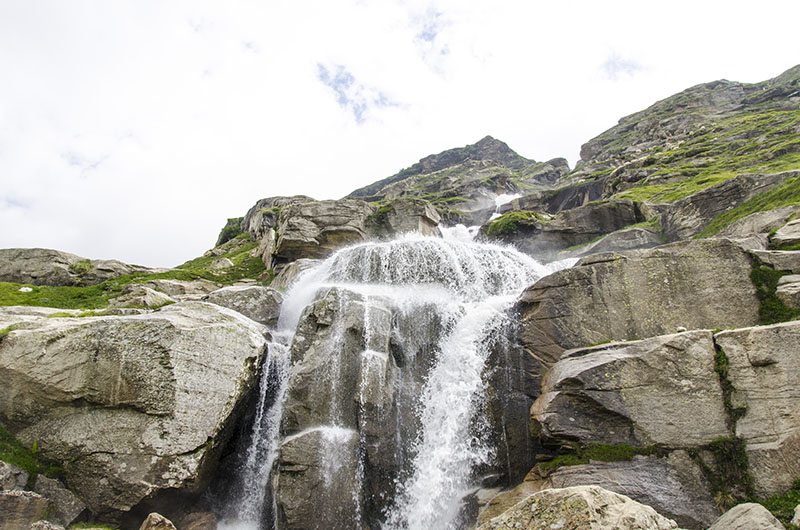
(770, 219, 800, 248)
(203, 286, 283, 327)
(531, 330, 729, 448)
(0, 302, 268, 520)
(715, 321, 800, 496)
(707, 502, 785, 530)
(517, 238, 760, 364)
(477, 485, 679, 530)
(539, 452, 717, 529)
(108, 285, 176, 308)
(0, 248, 158, 287)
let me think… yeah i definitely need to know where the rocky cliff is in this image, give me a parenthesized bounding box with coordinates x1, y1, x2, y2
(1, 65, 800, 530)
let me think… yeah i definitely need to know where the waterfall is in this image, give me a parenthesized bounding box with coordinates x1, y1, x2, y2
(220, 234, 573, 530)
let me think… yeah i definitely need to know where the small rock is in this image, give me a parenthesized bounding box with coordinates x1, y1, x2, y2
(0, 461, 29, 491)
(776, 277, 800, 308)
(0, 490, 52, 530)
(18, 287, 33, 293)
(33, 475, 85, 526)
(791, 504, 800, 526)
(209, 258, 234, 270)
(138, 512, 177, 530)
(707, 502, 785, 530)
(179, 511, 218, 530)
(108, 285, 176, 308)
(771, 219, 800, 247)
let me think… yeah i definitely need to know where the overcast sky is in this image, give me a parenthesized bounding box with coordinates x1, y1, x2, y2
(2, 1, 799, 267)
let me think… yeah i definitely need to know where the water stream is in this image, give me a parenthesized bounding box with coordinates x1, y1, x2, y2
(220, 233, 572, 530)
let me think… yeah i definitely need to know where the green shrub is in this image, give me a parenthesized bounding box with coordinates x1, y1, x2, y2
(759, 478, 800, 527)
(750, 266, 800, 324)
(68, 260, 93, 275)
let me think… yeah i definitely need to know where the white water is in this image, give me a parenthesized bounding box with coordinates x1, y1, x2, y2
(222, 233, 573, 530)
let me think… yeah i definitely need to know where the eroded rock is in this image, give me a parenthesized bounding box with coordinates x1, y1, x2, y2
(0, 490, 51, 530)
(0, 461, 29, 491)
(531, 330, 728, 448)
(33, 476, 85, 526)
(518, 238, 759, 364)
(204, 286, 283, 327)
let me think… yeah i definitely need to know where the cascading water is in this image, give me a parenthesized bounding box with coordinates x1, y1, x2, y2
(220, 233, 573, 530)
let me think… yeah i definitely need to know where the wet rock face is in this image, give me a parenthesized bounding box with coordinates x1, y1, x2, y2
(477, 485, 679, 530)
(517, 238, 760, 364)
(0, 302, 267, 520)
(274, 428, 361, 530)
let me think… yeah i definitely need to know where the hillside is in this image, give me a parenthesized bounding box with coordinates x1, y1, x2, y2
(0, 65, 799, 530)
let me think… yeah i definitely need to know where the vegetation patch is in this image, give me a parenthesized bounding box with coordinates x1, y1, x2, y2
(486, 211, 539, 236)
(749, 265, 800, 325)
(610, 108, 800, 203)
(216, 216, 244, 246)
(0, 422, 64, 487)
(759, 478, 800, 528)
(713, 347, 747, 427)
(68, 260, 93, 276)
(690, 436, 754, 512)
(538, 443, 657, 474)
(0, 235, 269, 310)
(698, 173, 800, 237)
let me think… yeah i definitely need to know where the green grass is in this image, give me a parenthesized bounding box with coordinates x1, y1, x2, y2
(539, 443, 657, 473)
(713, 347, 748, 426)
(690, 436, 754, 511)
(486, 211, 540, 236)
(759, 479, 800, 528)
(0, 235, 268, 310)
(609, 107, 800, 203)
(698, 174, 800, 237)
(750, 265, 800, 325)
(0, 422, 64, 487)
(69, 523, 119, 530)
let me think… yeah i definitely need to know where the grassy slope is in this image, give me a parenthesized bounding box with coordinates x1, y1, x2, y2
(0, 235, 267, 310)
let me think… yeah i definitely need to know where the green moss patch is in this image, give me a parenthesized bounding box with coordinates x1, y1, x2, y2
(699, 173, 800, 237)
(750, 265, 800, 325)
(0, 422, 64, 486)
(691, 436, 754, 512)
(486, 211, 540, 236)
(539, 443, 657, 474)
(713, 347, 747, 427)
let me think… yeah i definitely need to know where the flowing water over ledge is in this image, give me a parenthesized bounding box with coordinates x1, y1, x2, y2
(220, 234, 574, 530)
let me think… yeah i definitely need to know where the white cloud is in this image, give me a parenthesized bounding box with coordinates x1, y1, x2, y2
(1, 0, 799, 266)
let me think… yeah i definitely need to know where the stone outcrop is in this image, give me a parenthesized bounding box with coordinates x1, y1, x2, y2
(707, 503, 785, 530)
(771, 218, 800, 248)
(539, 453, 717, 529)
(477, 485, 679, 530)
(365, 198, 441, 238)
(484, 199, 646, 261)
(518, 238, 760, 363)
(0, 248, 159, 287)
(272, 199, 376, 264)
(556, 227, 664, 260)
(204, 286, 283, 327)
(108, 285, 176, 308)
(531, 330, 728, 448)
(661, 171, 799, 241)
(715, 321, 800, 496)
(0, 302, 268, 519)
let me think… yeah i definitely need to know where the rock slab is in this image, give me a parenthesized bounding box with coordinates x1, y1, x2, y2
(707, 502, 785, 530)
(477, 485, 678, 530)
